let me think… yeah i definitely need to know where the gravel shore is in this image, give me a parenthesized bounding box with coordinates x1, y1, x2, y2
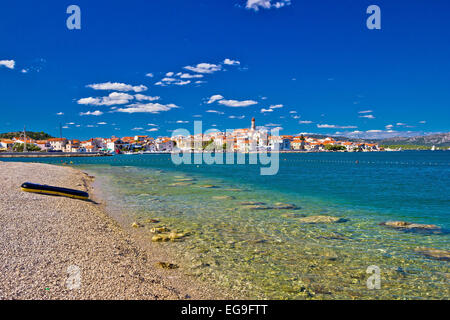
(0, 162, 224, 299)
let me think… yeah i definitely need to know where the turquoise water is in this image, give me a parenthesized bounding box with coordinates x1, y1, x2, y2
(4, 151, 449, 299)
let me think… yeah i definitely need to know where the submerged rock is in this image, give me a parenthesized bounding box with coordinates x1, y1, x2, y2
(151, 234, 170, 242)
(212, 195, 235, 200)
(240, 201, 266, 206)
(298, 215, 347, 224)
(168, 232, 186, 240)
(175, 178, 196, 182)
(316, 233, 349, 240)
(131, 222, 142, 228)
(143, 218, 160, 224)
(156, 262, 179, 269)
(169, 182, 193, 187)
(281, 213, 306, 218)
(246, 205, 273, 210)
(414, 247, 450, 261)
(381, 221, 441, 231)
(273, 203, 299, 210)
(150, 226, 170, 233)
(199, 184, 218, 188)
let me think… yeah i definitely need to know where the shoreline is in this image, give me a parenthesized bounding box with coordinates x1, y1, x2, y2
(0, 161, 228, 299)
(0, 152, 111, 158)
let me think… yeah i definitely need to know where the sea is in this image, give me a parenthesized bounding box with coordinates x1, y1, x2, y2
(4, 151, 449, 299)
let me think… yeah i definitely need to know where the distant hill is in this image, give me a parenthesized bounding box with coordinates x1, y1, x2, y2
(307, 134, 365, 143)
(376, 133, 450, 147)
(0, 131, 54, 140)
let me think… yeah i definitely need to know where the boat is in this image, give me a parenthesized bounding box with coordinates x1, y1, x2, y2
(21, 182, 89, 200)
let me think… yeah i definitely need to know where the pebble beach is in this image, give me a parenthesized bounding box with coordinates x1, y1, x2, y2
(0, 162, 224, 300)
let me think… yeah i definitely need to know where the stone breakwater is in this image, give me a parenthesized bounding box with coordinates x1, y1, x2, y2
(0, 161, 224, 300)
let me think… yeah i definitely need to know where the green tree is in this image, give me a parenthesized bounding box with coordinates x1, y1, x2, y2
(13, 143, 41, 152)
(0, 131, 53, 140)
(325, 144, 346, 151)
(202, 139, 214, 150)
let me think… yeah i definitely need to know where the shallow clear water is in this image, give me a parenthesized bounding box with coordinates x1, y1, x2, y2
(5, 151, 449, 299)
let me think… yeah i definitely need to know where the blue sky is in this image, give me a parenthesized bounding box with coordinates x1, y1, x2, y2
(1, 0, 449, 140)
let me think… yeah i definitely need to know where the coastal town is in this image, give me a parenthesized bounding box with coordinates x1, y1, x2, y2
(0, 118, 381, 154)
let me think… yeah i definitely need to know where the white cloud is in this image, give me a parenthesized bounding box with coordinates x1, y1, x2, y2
(289, 111, 297, 114)
(56, 112, 64, 116)
(145, 73, 154, 78)
(245, 0, 291, 11)
(207, 95, 257, 107)
(291, 115, 300, 119)
(115, 102, 179, 114)
(269, 104, 283, 109)
(156, 77, 191, 86)
(174, 80, 191, 86)
(261, 108, 273, 113)
(21, 69, 28, 73)
(86, 82, 147, 92)
(147, 123, 158, 126)
(206, 110, 224, 115)
(419, 121, 426, 124)
(396, 123, 406, 126)
(147, 128, 158, 132)
(80, 110, 104, 116)
(223, 58, 240, 66)
(317, 124, 357, 129)
(219, 99, 258, 107)
(135, 94, 160, 101)
(0, 60, 15, 69)
(358, 110, 373, 114)
(77, 92, 134, 106)
(229, 115, 245, 119)
(132, 127, 144, 131)
(299, 120, 313, 124)
(176, 120, 189, 124)
(359, 114, 375, 119)
(176, 72, 203, 79)
(207, 94, 224, 104)
(184, 63, 222, 74)
(97, 122, 107, 125)
(166, 72, 174, 77)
